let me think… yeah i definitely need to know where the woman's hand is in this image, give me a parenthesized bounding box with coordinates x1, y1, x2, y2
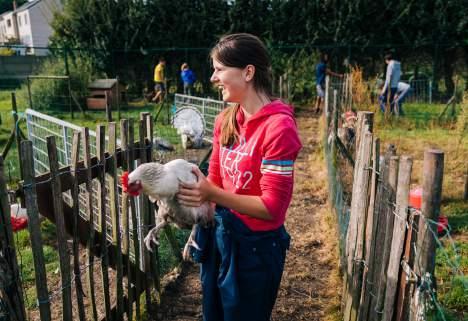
(177, 166, 214, 207)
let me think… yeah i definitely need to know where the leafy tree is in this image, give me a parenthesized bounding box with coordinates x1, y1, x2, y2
(0, 0, 26, 14)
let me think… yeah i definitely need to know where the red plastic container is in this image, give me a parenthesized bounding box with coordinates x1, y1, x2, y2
(409, 187, 449, 235)
(409, 187, 423, 209)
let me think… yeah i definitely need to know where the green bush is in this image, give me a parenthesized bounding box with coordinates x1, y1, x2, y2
(270, 49, 319, 104)
(18, 56, 98, 111)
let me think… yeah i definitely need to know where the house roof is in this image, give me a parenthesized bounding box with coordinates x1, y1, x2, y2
(0, 0, 41, 17)
(88, 79, 118, 89)
(16, 0, 43, 13)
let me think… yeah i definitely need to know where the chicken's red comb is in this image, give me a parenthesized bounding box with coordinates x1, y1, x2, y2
(121, 171, 130, 193)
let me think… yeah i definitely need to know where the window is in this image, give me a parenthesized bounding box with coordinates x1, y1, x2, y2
(18, 16, 22, 26)
(7, 19, 11, 27)
(24, 14, 28, 25)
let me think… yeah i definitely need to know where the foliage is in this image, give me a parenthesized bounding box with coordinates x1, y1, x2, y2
(0, 47, 16, 56)
(48, 0, 467, 98)
(270, 48, 319, 103)
(0, 0, 26, 14)
(17, 56, 98, 111)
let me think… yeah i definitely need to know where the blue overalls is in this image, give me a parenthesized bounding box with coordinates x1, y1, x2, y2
(192, 207, 290, 321)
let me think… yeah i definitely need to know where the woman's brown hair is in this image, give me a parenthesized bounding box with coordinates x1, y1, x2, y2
(210, 33, 272, 146)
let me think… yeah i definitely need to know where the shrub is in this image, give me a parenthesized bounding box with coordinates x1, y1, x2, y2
(18, 55, 99, 111)
(270, 49, 319, 104)
(0, 47, 16, 56)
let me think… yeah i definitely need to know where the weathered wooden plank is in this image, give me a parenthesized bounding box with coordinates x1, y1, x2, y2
(17, 141, 149, 199)
(82, 127, 98, 321)
(344, 131, 373, 321)
(108, 122, 125, 321)
(120, 118, 134, 321)
(46, 136, 73, 321)
(139, 116, 153, 314)
(70, 131, 86, 321)
(368, 144, 396, 321)
(120, 120, 130, 257)
(382, 156, 412, 321)
(355, 111, 374, 156)
(357, 138, 380, 321)
(396, 213, 419, 321)
(96, 125, 111, 320)
(127, 119, 141, 320)
(416, 149, 444, 276)
(412, 149, 444, 318)
(146, 114, 162, 300)
(375, 155, 399, 319)
(21, 141, 52, 321)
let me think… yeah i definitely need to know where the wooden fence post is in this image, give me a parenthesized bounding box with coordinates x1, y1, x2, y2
(108, 122, 124, 321)
(127, 119, 141, 320)
(396, 212, 420, 321)
(416, 149, 444, 275)
(21, 141, 52, 321)
(96, 125, 112, 320)
(344, 129, 373, 321)
(382, 156, 412, 321)
(138, 116, 153, 313)
(70, 131, 86, 321)
(413, 149, 444, 318)
(0, 157, 26, 321)
(82, 127, 98, 321)
(357, 137, 380, 321)
(368, 144, 396, 321)
(375, 155, 399, 319)
(46, 136, 73, 321)
(355, 111, 374, 157)
(145, 114, 162, 297)
(120, 119, 133, 321)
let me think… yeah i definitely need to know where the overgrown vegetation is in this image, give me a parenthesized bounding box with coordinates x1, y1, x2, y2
(14, 56, 99, 111)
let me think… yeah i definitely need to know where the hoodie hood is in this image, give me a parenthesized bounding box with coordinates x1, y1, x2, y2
(237, 99, 294, 128)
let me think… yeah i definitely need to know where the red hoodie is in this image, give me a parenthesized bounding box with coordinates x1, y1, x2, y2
(208, 100, 302, 231)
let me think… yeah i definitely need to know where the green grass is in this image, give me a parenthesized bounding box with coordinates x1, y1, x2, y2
(434, 241, 468, 320)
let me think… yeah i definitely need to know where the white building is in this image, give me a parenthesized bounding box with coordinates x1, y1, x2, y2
(0, 0, 62, 55)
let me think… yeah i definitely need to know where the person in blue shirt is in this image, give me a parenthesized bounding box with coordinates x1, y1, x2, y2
(314, 53, 343, 113)
(380, 53, 401, 114)
(181, 63, 196, 96)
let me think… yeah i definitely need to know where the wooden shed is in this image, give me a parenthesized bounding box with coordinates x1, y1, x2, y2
(86, 79, 126, 110)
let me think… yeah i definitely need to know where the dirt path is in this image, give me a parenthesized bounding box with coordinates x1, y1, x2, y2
(157, 108, 341, 321)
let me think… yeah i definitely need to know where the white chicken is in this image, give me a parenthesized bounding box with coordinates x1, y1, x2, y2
(123, 159, 214, 260)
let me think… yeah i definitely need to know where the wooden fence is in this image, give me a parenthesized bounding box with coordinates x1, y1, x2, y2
(324, 75, 446, 321)
(0, 112, 206, 321)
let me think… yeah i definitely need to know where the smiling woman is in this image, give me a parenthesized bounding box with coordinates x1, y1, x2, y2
(177, 33, 302, 321)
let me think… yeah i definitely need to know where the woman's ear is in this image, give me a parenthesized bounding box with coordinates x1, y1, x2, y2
(244, 65, 255, 82)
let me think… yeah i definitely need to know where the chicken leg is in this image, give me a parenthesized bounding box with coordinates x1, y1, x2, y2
(182, 224, 202, 261)
(144, 220, 168, 251)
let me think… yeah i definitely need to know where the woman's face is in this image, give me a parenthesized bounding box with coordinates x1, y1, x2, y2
(210, 58, 249, 103)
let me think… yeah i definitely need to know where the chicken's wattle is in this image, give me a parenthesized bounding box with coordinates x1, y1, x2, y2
(121, 171, 140, 196)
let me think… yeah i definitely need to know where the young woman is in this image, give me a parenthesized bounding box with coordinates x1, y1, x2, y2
(177, 33, 302, 321)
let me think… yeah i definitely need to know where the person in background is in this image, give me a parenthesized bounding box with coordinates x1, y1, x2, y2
(393, 81, 411, 115)
(181, 62, 196, 96)
(314, 52, 343, 113)
(177, 33, 301, 321)
(152, 57, 166, 103)
(380, 53, 401, 113)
